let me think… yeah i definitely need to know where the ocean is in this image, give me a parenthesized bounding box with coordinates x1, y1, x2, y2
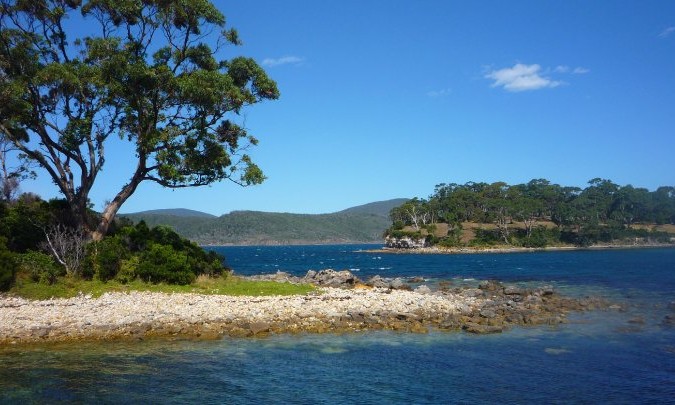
(2, 245, 674, 404)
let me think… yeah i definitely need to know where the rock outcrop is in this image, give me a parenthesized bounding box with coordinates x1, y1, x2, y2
(385, 235, 429, 249)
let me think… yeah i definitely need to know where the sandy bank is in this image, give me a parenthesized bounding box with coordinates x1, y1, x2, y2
(0, 281, 608, 345)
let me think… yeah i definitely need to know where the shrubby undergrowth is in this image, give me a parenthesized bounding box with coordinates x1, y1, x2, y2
(0, 196, 228, 291)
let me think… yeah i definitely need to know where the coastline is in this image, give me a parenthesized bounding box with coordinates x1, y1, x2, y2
(361, 243, 675, 255)
(0, 281, 607, 346)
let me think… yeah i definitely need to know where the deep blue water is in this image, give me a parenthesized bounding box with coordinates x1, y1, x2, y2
(2, 246, 675, 404)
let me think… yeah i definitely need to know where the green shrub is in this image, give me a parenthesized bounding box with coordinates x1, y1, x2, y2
(469, 228, 500, 246)
(86, 236, 129, 281)
(17, 251, 63, 285)
(386, 229, 424, 239)
(137, 243, 195, 285)
(0, 238, 16, 291)
(149, 225, 186, 250)
(116, 256, 140, 284)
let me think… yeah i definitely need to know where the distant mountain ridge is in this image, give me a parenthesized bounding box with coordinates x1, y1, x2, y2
(120, 198, 408, 245)
(121, 208, 217, 218)
(337, 198, 409, 217)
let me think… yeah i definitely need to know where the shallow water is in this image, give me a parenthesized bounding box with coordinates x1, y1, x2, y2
(2, 246, 674, 404)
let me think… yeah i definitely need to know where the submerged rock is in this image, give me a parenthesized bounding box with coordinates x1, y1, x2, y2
(462, 323, 504, 334)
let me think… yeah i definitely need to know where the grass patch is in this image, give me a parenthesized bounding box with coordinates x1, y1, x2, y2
(9, 274, 315, 300)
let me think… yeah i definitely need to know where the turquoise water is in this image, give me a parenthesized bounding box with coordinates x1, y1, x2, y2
(2, 246, 675, 404)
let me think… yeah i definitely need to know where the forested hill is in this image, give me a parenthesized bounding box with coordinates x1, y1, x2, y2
(123, 208, 217, 218)
(120, 199, 407, 245)
(337, 198, 408, 216)
(387, 179, 675, 248)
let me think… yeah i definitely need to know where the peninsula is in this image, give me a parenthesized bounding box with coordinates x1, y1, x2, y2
(1, 271, 607, 345)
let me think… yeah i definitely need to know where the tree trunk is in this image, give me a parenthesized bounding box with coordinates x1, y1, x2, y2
(91, 175, 143, 241)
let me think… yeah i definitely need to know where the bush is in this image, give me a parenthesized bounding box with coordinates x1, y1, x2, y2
(86, 236, 130, 281)
(136, 243, 195, 285)
(469, 228, 500, 246)
(17, 250, 63, 285)
(0, 238, 15, 291)
(385, 229, 424, 239)
(521, 231, 547, 248)
(116, 256, 139, 284)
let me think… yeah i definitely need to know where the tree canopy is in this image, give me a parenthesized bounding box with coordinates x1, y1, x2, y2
(0, 0, 279, 239)
(388, 179, 675, 247)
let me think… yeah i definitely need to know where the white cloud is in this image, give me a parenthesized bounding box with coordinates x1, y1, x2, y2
(261, 56, 304, 67)
(554, 65, 570, 73)
(659, 26, 675, 38)
(572, 67, 590, 74)
(485, 63, 563, 92)
(427, 88, 452, 97)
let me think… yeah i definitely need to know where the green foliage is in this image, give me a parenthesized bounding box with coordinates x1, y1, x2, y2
(469, 229, 501, 247)
(436, 226, 463, 248)
(1, 0, 279, 237)
(86, 236, 129, 281)
(0, 237, 15, 291)
(17, 251, 63, 285)
(137, 243, 195, 285)
(116, 256, 140, 284)
(389, 178, 675, 247)
(0, 196, 49, 252)
(9, 275, 315, 300)
(385, 229, 424, 240)
(81, 221, 229, 285)
(520, 227, 550, 248)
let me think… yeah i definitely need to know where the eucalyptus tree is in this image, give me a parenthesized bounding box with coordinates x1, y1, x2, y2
(0, 0, 278, 239)
(389, 198, 432, 231)
(481, 182, 513, 243)
(651, 186, 675, 224)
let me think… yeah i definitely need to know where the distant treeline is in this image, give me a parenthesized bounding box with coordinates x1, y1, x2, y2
(388, 178, 675, 247)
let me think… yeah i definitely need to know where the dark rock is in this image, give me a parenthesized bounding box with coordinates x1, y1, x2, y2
(305, 269, 361, 288)
(537, 286, 555, 296)
(367, 275, 391, 289)
(248, 321, 270, 335)
(479, 309, 497, 319)
(627, 317, 645, 325)
(409, 276, 425, 283)
(478, 280, 502, 291)
(349, 313, 366, 323)
(505, 313, 524, 324)
(462, 323, 503, 334)
(437, 281, 452, 291)
(385, 235, 429, 249)
(248, 321, 271, 335)
(503, 285, 525, 295)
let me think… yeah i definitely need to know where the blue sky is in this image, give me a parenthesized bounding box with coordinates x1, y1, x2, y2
(20, 1, 675, 215)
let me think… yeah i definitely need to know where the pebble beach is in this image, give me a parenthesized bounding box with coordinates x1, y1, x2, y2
(0, 277, 606, 345)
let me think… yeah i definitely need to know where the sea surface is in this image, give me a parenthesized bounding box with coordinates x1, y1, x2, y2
(2, 245, 675, 404)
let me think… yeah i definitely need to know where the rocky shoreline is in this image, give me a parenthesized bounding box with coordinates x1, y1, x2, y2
(0, 270, 610, 346)
(363, 243, 675, 255)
